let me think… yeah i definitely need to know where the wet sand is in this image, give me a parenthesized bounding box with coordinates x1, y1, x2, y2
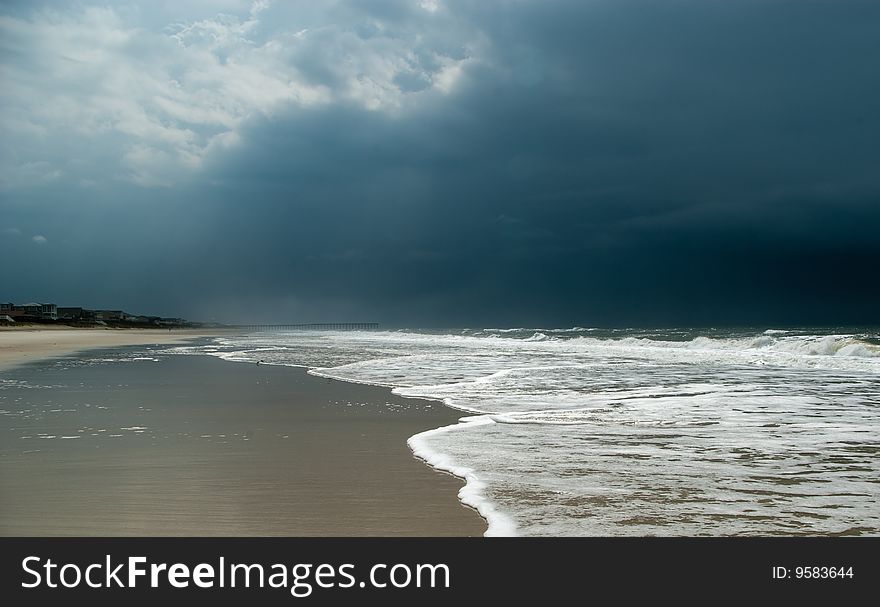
(0, 350, 485, 536)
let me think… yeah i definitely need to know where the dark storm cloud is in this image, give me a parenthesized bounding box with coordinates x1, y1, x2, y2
(2, 0, 879, 325)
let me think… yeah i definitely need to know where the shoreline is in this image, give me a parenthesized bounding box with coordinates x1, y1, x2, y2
(0, 327, 230, 372)
(0, 334, 487, 536)
(408, 419, 515, 537)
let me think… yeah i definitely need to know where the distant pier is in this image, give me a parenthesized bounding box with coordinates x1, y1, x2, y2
(236, 323, 379, 331)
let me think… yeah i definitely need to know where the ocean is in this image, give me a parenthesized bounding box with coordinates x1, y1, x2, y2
(168, 327, 880, 537)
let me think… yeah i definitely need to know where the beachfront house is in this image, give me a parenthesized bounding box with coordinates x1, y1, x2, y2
(58, 307, 97, 322)
(58, 307, 83, 320)
(0, 302, 58, 321)
(20, 302, 58, 320)
(95, 310, 124, 321)
(0, 304, 25, 321)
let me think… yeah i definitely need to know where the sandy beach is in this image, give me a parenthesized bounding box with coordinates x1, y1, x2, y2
(0, 327, 225, 372)
(0, 331, 485, 536)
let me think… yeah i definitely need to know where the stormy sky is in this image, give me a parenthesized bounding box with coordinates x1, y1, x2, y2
(1, 0, 878, 326)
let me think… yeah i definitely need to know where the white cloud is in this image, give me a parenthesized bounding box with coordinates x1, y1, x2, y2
(32, 235, 47, 244)
(0, 1, 485, 189)
(420, 0, 441, 13)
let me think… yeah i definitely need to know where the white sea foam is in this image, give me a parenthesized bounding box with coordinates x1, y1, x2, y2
(408, 417, 518, 536)
(523, 332, 550, 342)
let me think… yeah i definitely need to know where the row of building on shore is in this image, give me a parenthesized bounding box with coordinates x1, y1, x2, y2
(0, 302, 189, 327)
